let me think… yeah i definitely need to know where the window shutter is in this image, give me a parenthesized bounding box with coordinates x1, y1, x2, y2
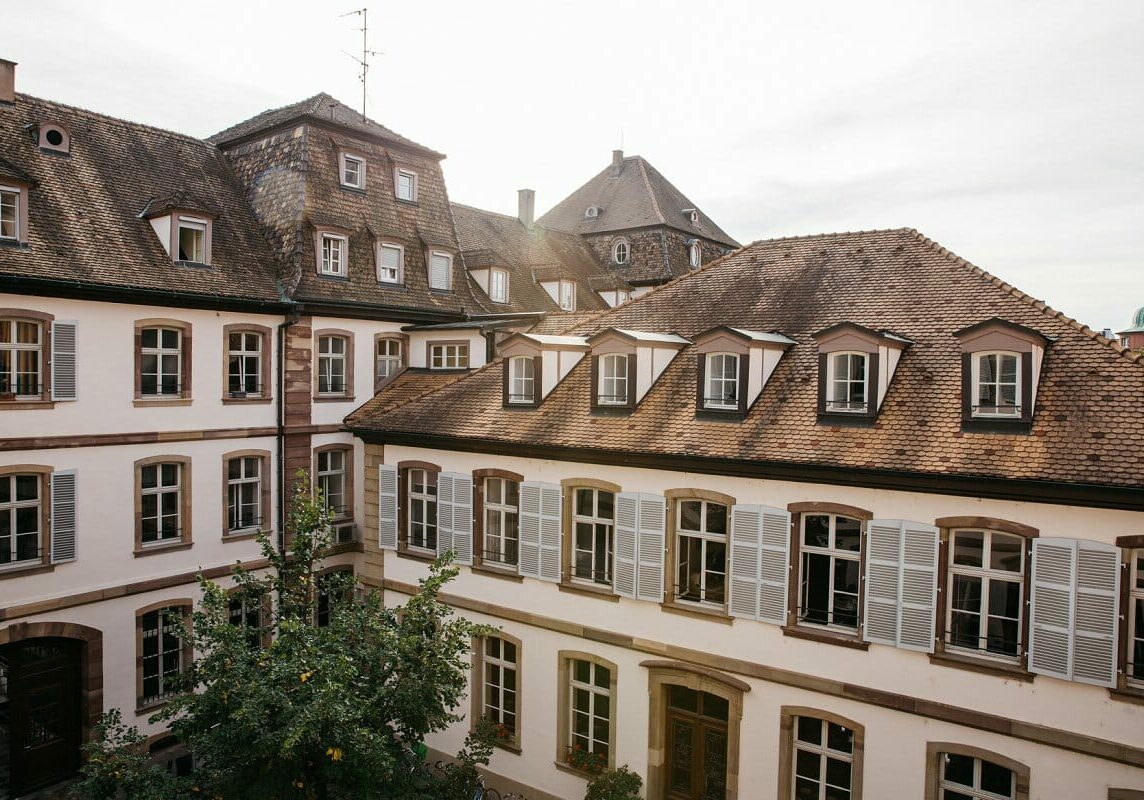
(51, 321, 78, 401)
(450, 473, 474, 566)
(538, 483, 562, 582)
(436, 472, 456, 558)
(759, 506, 792, 625)
(1073, 540, 1119, 687)
(50, 469, 77, 563)
(863, 520, 902, 647)
(862, 520, 939, 652)
(695, 354, 705, 411)
(613, 492, 638, 598)
(728, 505, 763, 619)
(517, 482, 543, 580)
(1029, 538, 1076, 681)
(377, 465, 398, 550)
(635, 493, 666, 602)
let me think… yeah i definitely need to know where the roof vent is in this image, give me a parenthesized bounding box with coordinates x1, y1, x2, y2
(37, 122, 70, 154)
(683, 207, 699, 224)
(584, 206, 599, 219)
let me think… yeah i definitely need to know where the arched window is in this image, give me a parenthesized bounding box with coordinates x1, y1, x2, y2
(688, 240, 702, 268)
(612, 239, 630, 265)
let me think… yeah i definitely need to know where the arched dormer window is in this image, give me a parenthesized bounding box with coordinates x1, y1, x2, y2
(611, 238, 629, 265)
(688, 240, 702, 269)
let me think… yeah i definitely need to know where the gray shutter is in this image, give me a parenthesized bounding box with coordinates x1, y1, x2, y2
(1029, 538, 1076, 681)
(1073, 540, 1119, 687)
(613, 493, 638, 598)
(451, 473, 474, 566)
(436, 473, 456, 558)
(898, 521, 939, 652)
(51, 321, 78, 401)
(759, 506, 792, 625)
(50, 469, 77, 563)
(517, 482, 543, 580)
(537, 483, 562, 582)
(863, 520, 903, 647)
(728, 505, 763, 620)
(377, 464, 398, 551)
(635, 494, 666, 602)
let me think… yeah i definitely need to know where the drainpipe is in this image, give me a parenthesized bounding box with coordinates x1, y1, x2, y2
(276, 307, 300, 553)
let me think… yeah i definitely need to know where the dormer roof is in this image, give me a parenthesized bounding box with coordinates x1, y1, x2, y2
(588, 328, 690, 346)
(503, 333, 590, 350)
(697, 326, 797, 347)
(953, 317, 1055, 346)
(812, 321, 914, 348)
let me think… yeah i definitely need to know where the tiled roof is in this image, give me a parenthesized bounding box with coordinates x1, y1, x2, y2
(451, 202, 614, 314)
(208, 93, 441, 157)
(527, 311, 603, 335)
(0, 94, 283, 303)
(350, 228, 1144, 489)
(537, 155, 738, 248)
(344, 368, 471, 425)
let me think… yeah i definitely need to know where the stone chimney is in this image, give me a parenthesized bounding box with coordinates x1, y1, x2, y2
(0, 60, 15, 105)
(518, 188, 535, 228)
(611, 149, 624, 177)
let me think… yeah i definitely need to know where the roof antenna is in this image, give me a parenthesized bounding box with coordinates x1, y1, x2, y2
(340, 8, 383, 122)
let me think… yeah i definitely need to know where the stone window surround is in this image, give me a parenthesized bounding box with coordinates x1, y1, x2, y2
(554, 650, 619, 776)
(133, 318, 192, 406)
(470, 631, 523, 752)
(220, 449, 272, 542)
(314, 227, 351, 279)
(133, 455, 193, 557)
(221, 323, 272, 404)
(663, 488, 737, 622)
(396, 460, 439, 558)
(0, 181, 30, 244)
(373, 332, 408, 394)
(134, 598, 193, 713)
(312, 329, 355, 402)
(338, 150, 367, 190)
(0, 464, 52, 577)
(923, 741, 1029, 800)
(1115, 534, 1144, 701)
(471, 468, 523, 574)
(0, 307, 54, 408)
(313, 444, 354, 524)
(776, 706, 864, 800)
(558, 477, 622, 600)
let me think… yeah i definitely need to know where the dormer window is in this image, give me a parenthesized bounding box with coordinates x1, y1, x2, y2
(376, 242, 403, 284)
(703, 353, 739, 409)
(694, 327, 794, 419)
(585, 206, 599, 219)
(825, 352, 868, 414)
(0, 187, 21, 241)
(499, 332, 588, 408)
(690, 210, 699, 224)
(37, 123, 70, 154)
(611, 239, 629, 265)
(597, 354, 630, 406)
(506, 356, 537, 405)
(588, 329, 688, 412)
(340, 153, 365, 189)
(429, 251, 453, 290)
(972, 352, 1021, 417)
(320, 233, 348, 277)
(395, 168, 418, 202)
(558, 280, 576, 311)
(489, 268, 509, 303)
(177, 218, 207, 263)
(955, 318, 1051, 430)
(688, 240, 702, 269)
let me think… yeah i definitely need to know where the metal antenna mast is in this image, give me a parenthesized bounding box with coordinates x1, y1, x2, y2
(340, 8, 383, 121)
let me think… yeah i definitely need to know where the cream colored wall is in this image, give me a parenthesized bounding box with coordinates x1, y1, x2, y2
(308, 315, 408, 428)
(404, 329, 488, 371)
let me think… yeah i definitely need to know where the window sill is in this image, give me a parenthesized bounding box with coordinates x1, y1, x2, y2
(395, 198, 419, 206)
(558, 581, 620, 602)
(553, 761, 605, 780)
(339, 184, 367, 195)
(396, 547, 436, 563)
(661, 600, 734, 625)
(0, 399, 55, 410)
(134, 541, 193, 558)
(136, 697, 174, 716)
(471, 562, 523, 582)
(313, 395, 356, 403)
(928, 650, 1032, 682)
(781, 625, 868, 651)
(324, 541, 363, 556)
(134, 397, 192, 407)
(0, 561, 54, 578)
(221, 396, 273, 405)
(222, 531, 261, 542)
(0, 238, 30, 250)
(1108, 686, 1144, 707)
(491, 739, 522, 755)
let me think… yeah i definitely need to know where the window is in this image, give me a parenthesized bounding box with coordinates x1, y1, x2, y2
(559, 280, 576, 311)
(612, 239, 629, 265)
(703, 353, 739, 410)
(0, 472, 41, 567)
(585, 206, 599, 219)
(407, 468, 437, 551)
(946, 530, 1025, 660)
(37, 123, 70, 154)
(938, 753, 1016, 799)
(0, 187, 20, 241)
(320, 233, 348, 277)
(826, 352, 868, 413)
(396, 168, 417, 201)
(316, 448, 348, 520)
(317, 335, 348, 395)
(791, 716, 856, 800)
(140, 462, 183, 547)
(177, 218, 207, 263)
(972, 352, 1021, 417)
(597, 354, 629, 406)
(377, 242, 403, 284)
(0, 318, 42, 398)
(1131, 550, 1144, 684)
(140, 327, 183, 397)
(507, 356, 535, 405)
(228, 592, 265, 649)
(616, 290, 631, 306)
(489, 268, 509, 303)
(482, 477, 519, 566)
(340, 153, 365, 189)
(676, 500, 728, 607)
(227, 331, 262, 397)
(572, 488, 614, 586)
(430, 342, 468, 369)
(316, 569, 352, 628)
(688, 241, 702, 269)
(139, 604, 188, 707)
(429, 251, 452, 290)
(478, 636, 520, 748)
(798, 513, 862, 630)
(226, 456, 261, 534)
(376, 337, 403, 386)
(563, 657, 613, 772)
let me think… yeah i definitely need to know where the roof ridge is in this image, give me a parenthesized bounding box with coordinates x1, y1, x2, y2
(13, 92, 217, 150)
(908, 230, 1144, 367)
(450, 201, 520, 221)
(637, 158, 667, 225)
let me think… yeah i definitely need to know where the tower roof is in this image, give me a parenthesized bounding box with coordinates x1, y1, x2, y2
(1120, 305, 1144, 334)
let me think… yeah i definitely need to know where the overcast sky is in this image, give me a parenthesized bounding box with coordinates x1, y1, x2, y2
(6, 0, 1142, 330)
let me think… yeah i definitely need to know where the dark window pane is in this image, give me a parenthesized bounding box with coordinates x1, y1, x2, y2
(943, 753, 974, 787)
(680, 501, 702, 532)
(988, 579, 1022, 619)
(834, 517, 861, 551)
(990, 534, 1022, 572)
(598, 491, 614, 519)
(669, 685, 698, 712)
(825, 756, 851, 790)
(980, 760, 1013, 796)
(795, 749, 820, 779)
(953, 531, 984, 567)
(706, 503, 727, 535)
(796, 716, 821, 745)
(804, 515, 830, 548)
(826, 722, 852, 754)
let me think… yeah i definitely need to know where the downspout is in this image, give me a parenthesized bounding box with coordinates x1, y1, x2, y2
(276, 306, 301, 553)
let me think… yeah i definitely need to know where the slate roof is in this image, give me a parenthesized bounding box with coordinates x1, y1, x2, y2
(538, 154, 738, 248)
(349, 228, 1144, 490)
(451, 203, 614, 314)
(208, 93, 441, 158)
(0, 94, 283, 303)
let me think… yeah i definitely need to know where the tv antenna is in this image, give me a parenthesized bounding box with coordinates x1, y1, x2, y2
(340, 8, 383, 121)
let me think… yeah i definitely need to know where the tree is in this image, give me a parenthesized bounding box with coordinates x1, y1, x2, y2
(78, 475, 493, 800)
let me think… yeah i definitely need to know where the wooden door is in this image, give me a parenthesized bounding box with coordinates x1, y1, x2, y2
(664, 686, 729, 800)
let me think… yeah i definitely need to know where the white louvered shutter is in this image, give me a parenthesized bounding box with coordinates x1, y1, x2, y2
(1072, 540, 1119, 687)
(863, 520, 903, 647)
(51, 321, 78, 401)
(517, 482, 543, 580)
(759, 506, 792, 625)
(50, 469, 77, 563)
(728, 505, 763, 620)
(450, 473, 474, 566)
(377, 465, 399, 550)
(635, 493, 666, 602)
(612, 493, 639, 598)
(436, 472, 456, 558)
(537, 483, 562, 582)
(1029, 538, 1076, 681)
(898, 521, 939, 651)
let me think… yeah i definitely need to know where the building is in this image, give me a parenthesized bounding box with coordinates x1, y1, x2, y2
(1117, 306, 1144, 351)
(347, 229, 1144, 799)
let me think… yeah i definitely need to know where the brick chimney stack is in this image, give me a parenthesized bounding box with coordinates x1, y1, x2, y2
(518, 188, 535, 228)
(0, 60, 16, 105)
(612, 149, 624, 176)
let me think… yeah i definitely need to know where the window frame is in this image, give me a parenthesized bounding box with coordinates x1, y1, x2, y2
(134, 319, 192, 403)
(222, 324, 270, 402)
(339, 152, 366, 190)
(473, 468, 524, 570)
(134, 455, 192, 555)
(504, 355, 538, 407)
(0, 465, 50, 573)
(428, 250, 453, 291)
(558, 279, 577, 311)
(314, 445, 353, 523)
(488, 268, 510, 304)
(395, 167, 418, 202)
(376, 241, 404, 284)
(135, 600, 192, 712)
(688, 240, 702, 269)
(175, 216, 208, 264)
(556, 651, 618, 775)
(374, 333, 407, 392)
(0, 311, 51, 401)
(318, 232, 349, 278)
(672, 496, 731, 610)
(597, 353, 630, 407)
(777, 707, 864, 800)
(480, 475, 520, 569)
(472, 633, 522, 751)
(429, 341, 469, 370)
(611, 238, 630, 265)
(825, 351, 870, 415)
(313, 330, 354, 400)
(399, 461, 440, 555)
(222, 450, 271, 540)
(703, 352, 741, 411)
(227, 587, 271, 649)
(0, 184, 26, 243)
(562, 479, 621, 591)
(970, 351, 1022, 418)
(924, 742, 1029, 800)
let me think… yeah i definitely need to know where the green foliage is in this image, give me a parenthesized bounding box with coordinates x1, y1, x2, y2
(585, 765, 644, 800)
(76, 709, 186, 800)
(77, 473, 494, 800)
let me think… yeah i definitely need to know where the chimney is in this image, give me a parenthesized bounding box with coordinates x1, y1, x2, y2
(517, 188, 535, 228)
(0, 60, 15, 105)
(611, 149, 624, 176)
